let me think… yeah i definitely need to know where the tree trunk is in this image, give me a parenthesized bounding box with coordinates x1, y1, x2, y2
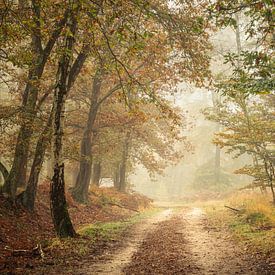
(51, 164, 76, 237)
(71, 70, 102, 203)
(119, 133, 130, 193)
(214, 128, 221, 184)
(50, 2, 77, 238)
(3, 6, 67, 199)
(18, 109, 53, 211)
(70, 137, 92, 203)
(51, 88, 76, 238)
(3, 82, 40, 198)
(0, 160, 9, 184)
(92, 162, 101, 187)
(113, 163, 120, 190)
(211, 91, 221, 184)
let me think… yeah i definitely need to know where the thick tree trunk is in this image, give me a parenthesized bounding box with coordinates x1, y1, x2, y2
(3, 7, 68, 199)
(50, 2, 77, 238)
(3, 73, 41, 198)
(71, 136, 92, 203)
(19, 109, 53, 211)
(71, 70, 102, 203)
(92, 162, 101, 187)
(51, 164, 76, 237)
(51, 88, 76, 237)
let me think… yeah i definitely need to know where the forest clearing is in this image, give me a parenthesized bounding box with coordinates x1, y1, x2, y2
(0, 0, 274, 274)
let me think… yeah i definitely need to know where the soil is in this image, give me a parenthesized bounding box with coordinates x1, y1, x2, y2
(0, 184, 152, 274)
(82, 207, 274, 275)
(1, 198, 274, 274)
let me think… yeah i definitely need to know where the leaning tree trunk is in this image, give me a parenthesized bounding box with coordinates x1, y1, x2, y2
(50, 2, 77, 238)
(3, 64, 43, 198)
(71, 70, 102, 203)
(3, 6, 68, 199)
(18, 109, 53, 211)
(91, 162, 101, 187)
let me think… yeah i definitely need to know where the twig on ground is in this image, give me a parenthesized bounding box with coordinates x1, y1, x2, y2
(224, 205, 241, 212)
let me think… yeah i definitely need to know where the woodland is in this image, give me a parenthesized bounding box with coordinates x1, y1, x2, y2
(0, 0, 274, 274)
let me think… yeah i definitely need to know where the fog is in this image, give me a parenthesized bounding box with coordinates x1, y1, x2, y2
(130, 87, 251, 201)
(131, 24, 254, 201)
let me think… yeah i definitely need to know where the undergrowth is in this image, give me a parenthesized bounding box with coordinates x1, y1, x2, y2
(204, 192, 275, 254)
(47, 207, 161, 259)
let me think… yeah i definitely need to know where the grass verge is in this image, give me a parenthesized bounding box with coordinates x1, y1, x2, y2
(78, 207, 161, 241)
(46, 207, 162, 261)
(203, 193, 275, 256)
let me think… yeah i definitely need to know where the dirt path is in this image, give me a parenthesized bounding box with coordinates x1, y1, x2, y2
(182, 207, 261, 274)
(124, 207, 271, 275)
(77, 207, 272, 275)
(77, 208, 173, 275)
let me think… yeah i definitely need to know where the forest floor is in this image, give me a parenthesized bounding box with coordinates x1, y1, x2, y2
(1, 189, 274, 275)
(77, 205, 274, 275)
(0, 183, 152, 274)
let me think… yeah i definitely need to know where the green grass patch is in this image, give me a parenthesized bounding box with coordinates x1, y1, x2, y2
(78, 207, 162, 241)
(45, 207, 162, 261)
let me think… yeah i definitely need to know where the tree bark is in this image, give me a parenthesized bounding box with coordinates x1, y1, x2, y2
(0, 160, 9, 184)
(113, 163, 120, 190)
(18, 108, 53, 211)
(18, 23, 90, 210)
(71, 70, 102, 203)
(92, 162, 101, 187)
(3, 6, 68, 199)
(50, 2, 78, 238)
(118, 133, 130, 193)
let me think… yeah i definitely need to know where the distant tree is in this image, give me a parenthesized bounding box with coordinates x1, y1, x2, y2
(210, 0, 274, 95)
(204, 95, 275, 204)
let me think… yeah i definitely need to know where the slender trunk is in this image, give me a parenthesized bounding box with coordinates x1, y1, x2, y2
(18, 108, 53, 211)
(270, 178, 275, 205)
(71, 70, 102, 202)
(211, 91, 221, 184)
(119, 133, 130, 193)
(215, 145, 221, 183)
(270, 161, 275, 205)
(113, 163, 120, 189)
(92, 162, 101, 187)
(264, 158, 275, 205)
(50, 2, 77, 238)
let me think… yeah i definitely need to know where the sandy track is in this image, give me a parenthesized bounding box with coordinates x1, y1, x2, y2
(182, 208, 260, 274)
(76, 207, 273, 275)
(79, 209, 173, 275)
(124, 208, 272, 275)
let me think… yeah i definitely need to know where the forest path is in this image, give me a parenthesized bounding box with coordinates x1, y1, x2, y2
(81, 207, 269, 275)
(78, 208, 173, 275)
